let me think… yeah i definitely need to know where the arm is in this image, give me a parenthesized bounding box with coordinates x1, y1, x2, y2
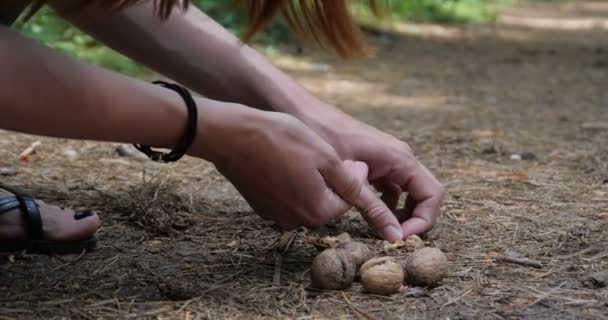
(1, 25, 403, 240)
(52, 2, 442, 237)
(0, 25, 188, 150)
(50, 1, 318, 117)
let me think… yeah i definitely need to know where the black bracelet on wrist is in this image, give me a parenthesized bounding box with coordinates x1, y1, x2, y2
(134, 80, 198, 163)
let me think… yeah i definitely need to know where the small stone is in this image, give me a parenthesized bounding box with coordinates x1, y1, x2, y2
(509, 152, 536, 161)
(0, 167, 17, 176)
(510, 154, 522, 161)
(63, 147, 79, 161)
(582, 271, 608, 288)
(520, 152, 536, 161)
(144, 240, 162, 254)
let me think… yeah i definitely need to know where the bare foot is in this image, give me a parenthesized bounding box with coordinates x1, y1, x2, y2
(0, 189, 100, 243)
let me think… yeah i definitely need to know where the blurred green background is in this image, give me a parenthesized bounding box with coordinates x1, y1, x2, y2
(14, 0, 511, 77)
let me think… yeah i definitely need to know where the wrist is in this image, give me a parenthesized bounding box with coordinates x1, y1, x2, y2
(187, 98, 266, 164)
(292, 102, 358, 159)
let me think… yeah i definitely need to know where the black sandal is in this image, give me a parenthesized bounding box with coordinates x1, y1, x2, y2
(0, 183, 97, 254)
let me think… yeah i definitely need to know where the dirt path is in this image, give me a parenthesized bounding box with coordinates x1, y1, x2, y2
(1, 1, 607, 319)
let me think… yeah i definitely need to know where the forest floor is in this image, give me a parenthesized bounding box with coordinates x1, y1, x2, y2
(1, 1, 607, 319)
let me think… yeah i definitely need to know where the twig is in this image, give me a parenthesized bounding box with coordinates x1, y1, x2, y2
(523, 282, 566, 309)
(177, 297, 201, 313)
(18, 141, 41, 161)
(51, 249, 87, 272)
(273, 231, 296, 286)
(69, 307, 95, 320)
(496, 255, 543, 269)
(273, 254, 284, 286)
(555, 246, 596, 260)
(341, 292, 376, 320)
(585, 250, 608, 262)
(441, 288, 473, 309)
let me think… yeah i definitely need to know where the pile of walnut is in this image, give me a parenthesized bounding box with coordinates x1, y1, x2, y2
(310, 233, 447, 295)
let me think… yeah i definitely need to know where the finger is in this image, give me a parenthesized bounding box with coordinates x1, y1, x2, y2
(373, 178, 401, 212)
(321, 160, 403, 241)
(319, 159, 364, 205)
(400, 195, 442, 237)
(390, 161, 443, 237)
(344, 160, 369, 184)
(317, 159, 363, 224)
(355, 184, 403, 241)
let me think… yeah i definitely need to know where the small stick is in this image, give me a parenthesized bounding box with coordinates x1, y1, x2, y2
(18, 141, 41, 161)
(273, 254, 284, 286)
(341, 292, 376, 320)
(496, 255, 543, 269)
(441, 288, 473, 309)
(176, 297, 201, 313)
(51, 249, 87, 272)
(273, 231, 296, 285)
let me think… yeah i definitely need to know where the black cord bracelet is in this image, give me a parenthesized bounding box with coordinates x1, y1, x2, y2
(134, 81, 198, 163)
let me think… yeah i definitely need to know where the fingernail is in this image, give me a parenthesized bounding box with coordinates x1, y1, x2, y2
(384, 225, 403, 241)
(75, 210, 96, 220)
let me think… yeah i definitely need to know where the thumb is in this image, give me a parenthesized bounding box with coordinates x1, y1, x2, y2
(324, 160, 403, 241)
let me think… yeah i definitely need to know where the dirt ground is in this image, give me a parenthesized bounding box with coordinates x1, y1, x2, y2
(1, 1, 607, 319)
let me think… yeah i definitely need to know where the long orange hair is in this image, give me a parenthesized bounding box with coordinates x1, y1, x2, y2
(30, 0, 378, 57)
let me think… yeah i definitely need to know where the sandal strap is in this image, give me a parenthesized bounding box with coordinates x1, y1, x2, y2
(0, 196, 19, 214)
(0, 184, 43, 240)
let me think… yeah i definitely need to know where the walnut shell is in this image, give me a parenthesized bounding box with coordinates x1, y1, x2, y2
(336, 241, 373, 269)
(404, 235, 425, 252)
(403, 247, 447, 287)
(313, 232, 352, 250)
(382, 235, 425, 252)
(360, 257, 404, 295)
(311, 248, 356, 290)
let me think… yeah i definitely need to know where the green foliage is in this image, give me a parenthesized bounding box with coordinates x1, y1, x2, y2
(192, 0, 291, 46)
(14, 1, 289, 76)
(388, 0, 512, 23)
(13, 0, 511, 77)
(15, 8, 149, 77)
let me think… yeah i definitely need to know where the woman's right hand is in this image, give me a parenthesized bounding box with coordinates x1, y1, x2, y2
(190, 101, 403, 240)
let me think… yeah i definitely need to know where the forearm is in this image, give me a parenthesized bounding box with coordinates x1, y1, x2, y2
(52, 1, 331, 120)
(0, 25, 223, 158)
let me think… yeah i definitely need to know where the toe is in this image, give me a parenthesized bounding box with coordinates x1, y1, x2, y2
(74, 210, 96, 220)
(40, 204, 100, 242)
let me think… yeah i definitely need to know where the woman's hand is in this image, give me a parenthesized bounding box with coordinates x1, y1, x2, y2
(190, 102, 403, 240)
(307, 107, 445, 238)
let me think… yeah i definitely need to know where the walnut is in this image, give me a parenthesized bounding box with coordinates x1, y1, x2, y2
(360, 257, 404, 295)
(336, 241, 373, 269)
(311, 248, 355, 290)
(403, 248, 447, 287)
